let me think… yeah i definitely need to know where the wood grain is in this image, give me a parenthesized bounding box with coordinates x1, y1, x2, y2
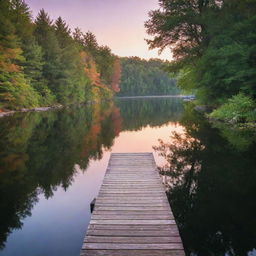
(80, 153, 184, 256)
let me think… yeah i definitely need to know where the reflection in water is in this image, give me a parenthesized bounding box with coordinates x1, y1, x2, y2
(116, 97, 183, 131)
(154, 104, 256, 256)
(0, 101, 118, 249)
(2, 98, 255, 256)
(0, 98, 183, 252)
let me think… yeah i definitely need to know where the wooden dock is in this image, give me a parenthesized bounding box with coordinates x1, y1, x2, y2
(81, 153, 185, 256)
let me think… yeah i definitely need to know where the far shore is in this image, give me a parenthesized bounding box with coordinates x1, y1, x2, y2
(0, 95, 195, 118)
(116, 95, 195, 99)
(0, 105, 63, 118)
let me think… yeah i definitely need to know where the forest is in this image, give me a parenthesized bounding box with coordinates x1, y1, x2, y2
(118, 57, 179, 96)
(146, 0, 256, 123)
(0, 0, 181, 112)
(0, 0, 121, 111)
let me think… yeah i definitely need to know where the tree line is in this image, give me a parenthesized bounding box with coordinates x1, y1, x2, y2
(118, 57, 179, 96)
(0, 0, 121, 110)
(146, 0, 256, 122)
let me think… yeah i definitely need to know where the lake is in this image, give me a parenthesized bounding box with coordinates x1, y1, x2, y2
(0, 98, 255, 256)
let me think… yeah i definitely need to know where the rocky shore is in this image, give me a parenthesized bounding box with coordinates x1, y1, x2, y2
(0, 105, 63, 118)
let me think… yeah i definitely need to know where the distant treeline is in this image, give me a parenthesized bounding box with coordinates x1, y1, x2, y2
(0, 0, 121, 110)
(118, 57, 179, 96)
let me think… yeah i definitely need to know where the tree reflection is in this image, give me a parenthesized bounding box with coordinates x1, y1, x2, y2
(116, 97, 183, 131)
(0, 102, 119, 249)
(0, 97, 183, 249)
(154, 107, 256, 256)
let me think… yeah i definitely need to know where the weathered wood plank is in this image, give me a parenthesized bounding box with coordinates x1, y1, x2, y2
(81, 250, 185, 256)
(91, 215, 173, 220)
(82, 243, 184, 250)
(90, 220, 176, 225)
(100, 188, 165, 192)
(86, 230, 180, 237)
(94, 206, 170, 211)
(98, 193, 166, 197)
(93, 210, 172, 215)
(84, 236, 182, 243)
(95, 202, 170, 207)
(80, 153, 184, 256)
(95, 199, 169, 203)
(88, 224, 179, 231)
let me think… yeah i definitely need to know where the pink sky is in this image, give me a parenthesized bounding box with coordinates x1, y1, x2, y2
(26, 0, 172, 60)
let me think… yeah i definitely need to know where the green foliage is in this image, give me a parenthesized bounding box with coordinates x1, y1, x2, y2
(95, 46, 115, 85)
(0, 72, 39, 110)
(0, 1, 40, 110)
(0, 1, 120, 110)
(73, 28, 118, 90)
(175, 67, 196, 94)
(210, 93, 256, 123)
(146, 0, 256, 116)
(119, 57, 179, 96)
(212, 122, 256, 151)
(34, 10, 62, 95)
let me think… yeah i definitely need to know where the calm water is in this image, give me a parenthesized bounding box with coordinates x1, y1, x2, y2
(0, 98, 255, 256)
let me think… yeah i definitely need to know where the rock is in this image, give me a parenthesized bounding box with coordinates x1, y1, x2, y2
(0, 111, 15, 117)
(33, 107, 52, 111)
(0, 104, 64, 118)
(194, 105, 207, 112)
(20, 108, 30, 112)
(194, 105, 212, 113)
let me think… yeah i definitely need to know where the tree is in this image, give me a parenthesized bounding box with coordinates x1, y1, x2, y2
(145, 0, 220, 61)
(0, 0, 40, 109)
(0, 1, 120, 110)
(83, 31, 98, 55)
(96, 46, 115, 85)
(145, 0, 256, 109)
(73, 29, 121, 96)
(72, 27, 84, 47)
(54, 17, 72, 49)
(10, 0, 34, 43)
(111, 58, 121, 92)
(118, 57, 178, 96)
(34, 9, 61, 97)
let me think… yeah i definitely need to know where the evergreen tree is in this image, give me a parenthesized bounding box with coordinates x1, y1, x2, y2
(83, 31, 99, 56)
(54, 17, 89, 103)
(96, 46, 115, 85)
(119, 57, 178, 96)
(0, 1, 121, 110)
(54, 17, 72, 49)
(34, 9, 61, 97)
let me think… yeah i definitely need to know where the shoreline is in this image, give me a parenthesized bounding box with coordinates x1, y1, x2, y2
(115, 95, 195, 99)
(0, 95, 195, 118)
(0, 105, 63, 118)
(0, 99, 109, 118)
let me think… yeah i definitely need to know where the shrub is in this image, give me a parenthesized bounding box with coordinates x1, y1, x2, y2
(209, 93, 256, 123)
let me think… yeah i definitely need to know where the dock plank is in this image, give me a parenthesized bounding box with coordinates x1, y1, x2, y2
(80, 153, 184, 256)
(81, 250, 185, 256)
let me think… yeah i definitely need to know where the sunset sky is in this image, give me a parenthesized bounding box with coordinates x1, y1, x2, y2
(26, 0, 172, 60)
